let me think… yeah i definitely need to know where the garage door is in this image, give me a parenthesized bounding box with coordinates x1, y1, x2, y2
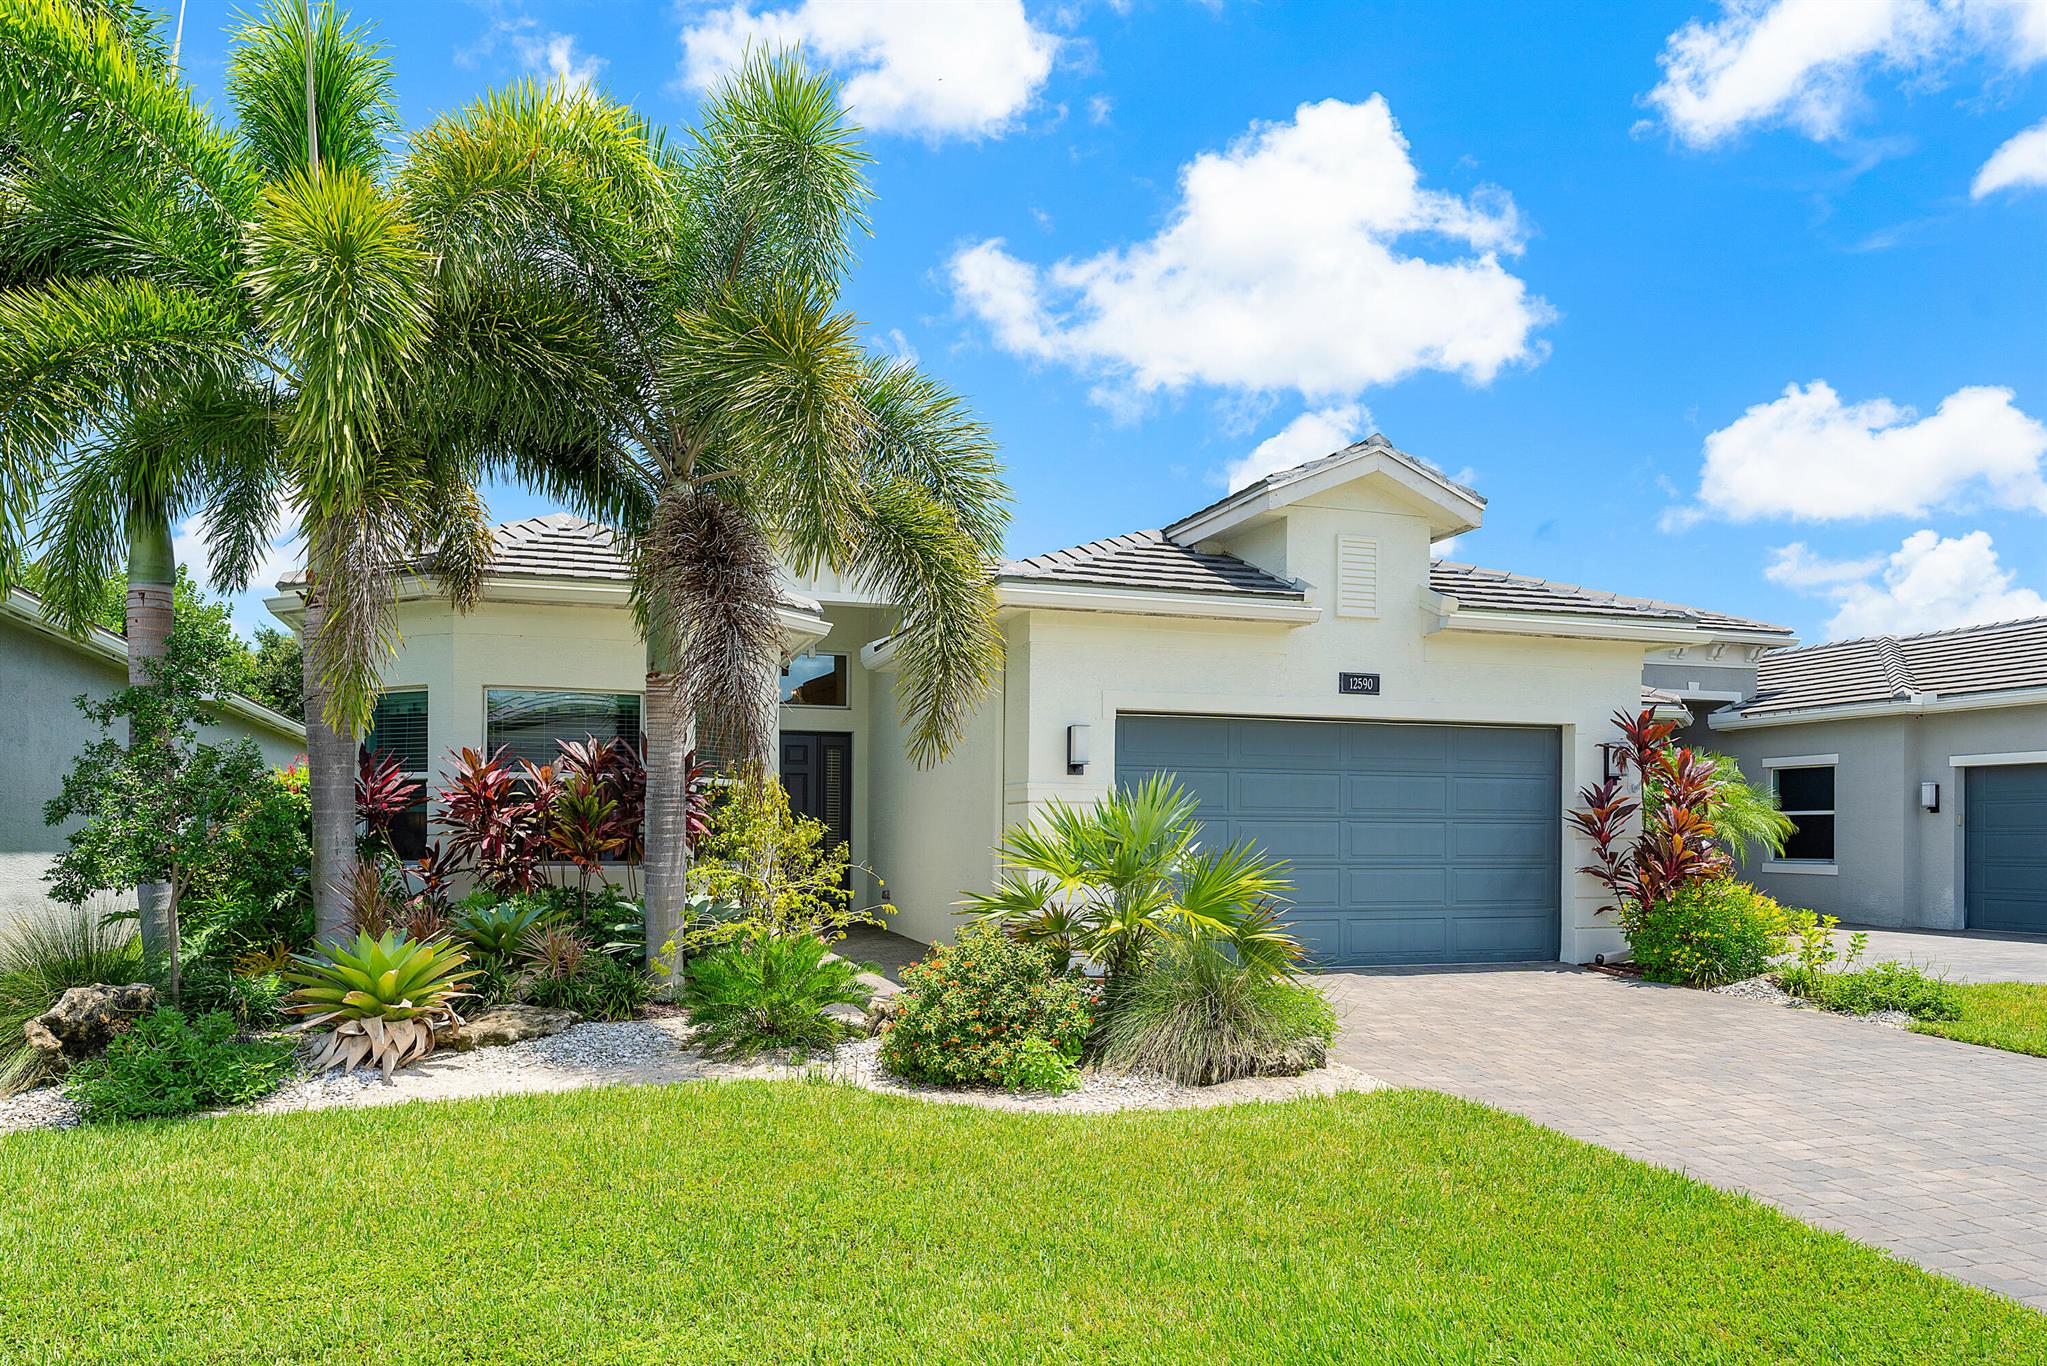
(1115, 715, 1561, 966)
(1966, 765, 2047, 934)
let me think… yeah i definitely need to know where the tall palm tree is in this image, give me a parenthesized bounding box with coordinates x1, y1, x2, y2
(399, 60, 1010, 979)
(0, 1, 522, 940)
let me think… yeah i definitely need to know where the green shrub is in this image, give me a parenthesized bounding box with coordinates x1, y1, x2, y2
(181, 763, 314, 960)
(880, 925, 1093, 1092)
(684, 773, 889, 950)
(1801, 962, 1963, 1021)
(681, 932, 872, 1059)
(455, 898, 552, 961)
(1093, 938, 1335, 1086)
(516, 925, 653, 1020)
(0, 907, 158, 1093)
(177, 962, 289, 1027)
(63, 1007, 295, 1122)
(1623, 879, 1794, 986)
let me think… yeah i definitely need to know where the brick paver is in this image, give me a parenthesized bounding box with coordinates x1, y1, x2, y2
(1324, 965, 2047, 1308)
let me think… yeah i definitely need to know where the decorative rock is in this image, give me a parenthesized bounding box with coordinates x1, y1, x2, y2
(860, 995, 902, 1037)
(23, 983, 160, 1075)
(449, 1005, 580, 1051)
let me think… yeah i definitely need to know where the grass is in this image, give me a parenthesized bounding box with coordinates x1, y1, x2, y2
(1, 1085, 2040, 1364)
(1911, 981, 2047, 1057)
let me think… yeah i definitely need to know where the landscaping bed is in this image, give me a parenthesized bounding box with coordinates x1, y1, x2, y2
(1, 1083, 2038, 1364)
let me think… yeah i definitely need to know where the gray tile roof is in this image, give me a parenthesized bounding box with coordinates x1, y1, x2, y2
(998, 530, 1304, 598)
(1166, 433, 1483, 536)
(1738, 616, 2047, 716)
(1429, 561, 1792, 634)
(489, 513, 632, 578)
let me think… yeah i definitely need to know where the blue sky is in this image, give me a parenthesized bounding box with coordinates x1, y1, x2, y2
(162, 1, 2046, 644)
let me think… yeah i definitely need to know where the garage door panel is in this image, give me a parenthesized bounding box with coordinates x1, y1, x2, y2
(1346, 821, 1448, 860)
(1117, 715, 1559, 966)
(1170, 769, 1232, 813)
(1347, 774, 1449, 814)
(1234, 770, 1342, 813)
(1966, 766, 2047, 934)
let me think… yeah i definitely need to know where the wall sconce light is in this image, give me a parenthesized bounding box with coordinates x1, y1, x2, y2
(1066, 723, 1091, 775)
(1599, 742, 1621, 783)
(1920, 781, 1940, 813)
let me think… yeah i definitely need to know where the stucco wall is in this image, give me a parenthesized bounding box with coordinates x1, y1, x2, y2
(1709, 702, 2047, 929)
(2, 616, 305, 934)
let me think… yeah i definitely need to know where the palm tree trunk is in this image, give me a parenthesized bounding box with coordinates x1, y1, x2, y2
(125, 508, 176, 966)
(642, 629, 689, 988)
(301, 588, 357, 942)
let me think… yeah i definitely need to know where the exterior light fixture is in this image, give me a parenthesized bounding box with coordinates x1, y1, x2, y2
(1920, 781, 1940, 813)
(1066, 724, 1091, 775)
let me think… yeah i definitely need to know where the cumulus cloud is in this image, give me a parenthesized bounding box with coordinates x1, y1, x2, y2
(460, 6, 606, 93)
(950, 96, 1552, 412)
(1974, 114, 2047, 195)
(1643, 0, 2047, 148)
(1670, 381, 2047, 525)
(1770, 529, 2047, 637)
(678, 0, 1059, 140)
(1222, 405, 1367, 490)
(172, 500, 305, 639)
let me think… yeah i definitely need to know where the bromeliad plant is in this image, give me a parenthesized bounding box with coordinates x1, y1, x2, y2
(960, 774, 1301, 985)
(454, 898, 552, 962)
(1569, 709, 1734, 922)
(283, 930, 479, 1076)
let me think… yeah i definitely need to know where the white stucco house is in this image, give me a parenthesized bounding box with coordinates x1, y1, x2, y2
(268, 436, 1794, 967)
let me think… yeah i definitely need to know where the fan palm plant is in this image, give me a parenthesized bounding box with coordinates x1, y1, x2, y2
(1, 3, 617, 941)
(961, 774, 1303, 984)
(397, 58, 1010, 980)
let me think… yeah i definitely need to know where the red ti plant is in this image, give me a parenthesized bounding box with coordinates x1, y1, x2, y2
(683, 748, 713, 853)
(1569, 709, 1732, 917)
(437, 747, 552, 894)
(357, 751, 422, 855)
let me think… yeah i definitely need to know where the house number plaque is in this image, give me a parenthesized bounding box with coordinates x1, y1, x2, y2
(1338, 672, 1381, 696)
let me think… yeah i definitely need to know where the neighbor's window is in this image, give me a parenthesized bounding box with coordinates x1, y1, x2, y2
(363, 689, 429, 859)
(780, 653, 848, 707)
(1773, 765, 1836, 862)
(484, 689, 643, 768)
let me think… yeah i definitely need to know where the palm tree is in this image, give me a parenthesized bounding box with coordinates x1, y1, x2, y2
(398, 60, 1010, 980)
(0, 1, 531, 941)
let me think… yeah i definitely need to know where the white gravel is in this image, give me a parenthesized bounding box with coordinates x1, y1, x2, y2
(1711, 975, 1913, 1029)
(0, 1017, 1380, 1132)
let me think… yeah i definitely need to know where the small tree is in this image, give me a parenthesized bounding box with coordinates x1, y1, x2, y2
(43, 630, 274, 1001)
(1569, 709, 1732, 923)
(685, 768, 887, 949)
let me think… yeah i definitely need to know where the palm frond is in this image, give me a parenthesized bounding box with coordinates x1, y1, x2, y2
(226, 0, 397, 182)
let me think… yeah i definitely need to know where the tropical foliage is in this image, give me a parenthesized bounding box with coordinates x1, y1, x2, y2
(1570, 709, 1733, 918)
(1624, 878, 1796, 987)
(283, 929, 478, 1076)
(960, 774, 1301, 983)
(62, 1006, 294, 1121)
(1698, 752, 1795, 865)
(684, 769, 885, 952)
(879, 924, 1093, 1092)
(1093, 937, 1335, 1087)
(680, 931, 872, 1059)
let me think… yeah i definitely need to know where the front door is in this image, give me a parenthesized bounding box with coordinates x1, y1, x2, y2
(780, 731, 853, 857)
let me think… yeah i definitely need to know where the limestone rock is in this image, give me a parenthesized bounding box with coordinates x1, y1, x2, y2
(23, 982, 161, 1075)
(449, 1004, 580, 1051)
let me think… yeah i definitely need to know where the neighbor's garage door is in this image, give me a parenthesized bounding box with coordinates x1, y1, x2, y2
(1966, 765, 2047, 934)
(1115, 715, 1561, 966)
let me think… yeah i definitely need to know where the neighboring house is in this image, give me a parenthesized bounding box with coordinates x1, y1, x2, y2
(270, 435, 1790, 967)
(1701, 618, 2047, 936)
(0, 588, 308, 933)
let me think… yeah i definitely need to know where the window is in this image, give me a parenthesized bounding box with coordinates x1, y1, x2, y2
(363, 690, 429, 859)
(485, 690, 643, 768)
(1773, 764, 1836, 862)
(780, 653, 848, 707)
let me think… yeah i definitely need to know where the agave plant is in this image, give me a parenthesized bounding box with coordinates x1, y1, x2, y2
(454, 898, 552, 960)
(283, 931, 479, 1077)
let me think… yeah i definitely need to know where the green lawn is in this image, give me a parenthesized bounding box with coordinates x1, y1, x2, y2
(1, 1084, 2038, 1364)
(1913, 981, 2047, 1057)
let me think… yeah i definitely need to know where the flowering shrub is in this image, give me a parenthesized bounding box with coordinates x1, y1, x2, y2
(1624, 879, 1794, 986)
(880, 925, 1093, 1092)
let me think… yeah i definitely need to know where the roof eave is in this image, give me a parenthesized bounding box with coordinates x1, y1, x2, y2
(1711, 683, 2047, 730)
(1428, 602, 1705, 647)
(995, 578, 1320, 625)
(1165, 446, 1485, 545)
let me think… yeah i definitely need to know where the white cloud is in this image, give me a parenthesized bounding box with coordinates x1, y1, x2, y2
(950, 96, 1552, 412)
(1644, 0, 2047, 148)
(1086, 92, 1114, 125)
(1222, 405, 1366, 491)
(1771, 529, 2047, 636)
(1974, 115, 2047, 195)
(1672, 380, 2047, 525)
(459, 6, 606, 93)
(678, 0, 1059, 140)
(172, 501, 305, 640)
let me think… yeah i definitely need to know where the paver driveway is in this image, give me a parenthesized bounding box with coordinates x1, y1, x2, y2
(1324, 966, 2047, 1308)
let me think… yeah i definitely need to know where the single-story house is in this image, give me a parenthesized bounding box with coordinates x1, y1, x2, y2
(272, 435, 1797, 967)
(0, 587, 308, 933)
(1698, 617, 2047, 935)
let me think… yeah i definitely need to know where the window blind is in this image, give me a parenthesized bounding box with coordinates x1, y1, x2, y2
(485, 690, 643, 768)
(364, 690, 429, 773)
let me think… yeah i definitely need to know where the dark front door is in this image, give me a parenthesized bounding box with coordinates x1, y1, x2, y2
(780, 731, 853, 856)
(1966, 764, 2047, 934)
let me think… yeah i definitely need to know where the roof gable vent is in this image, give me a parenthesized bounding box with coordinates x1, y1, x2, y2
(1336, 535, 1379, 618)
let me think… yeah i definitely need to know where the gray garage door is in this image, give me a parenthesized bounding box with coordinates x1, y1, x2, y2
(1115, 715, 1561, 966)
(1966, 765, 2047, 935)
